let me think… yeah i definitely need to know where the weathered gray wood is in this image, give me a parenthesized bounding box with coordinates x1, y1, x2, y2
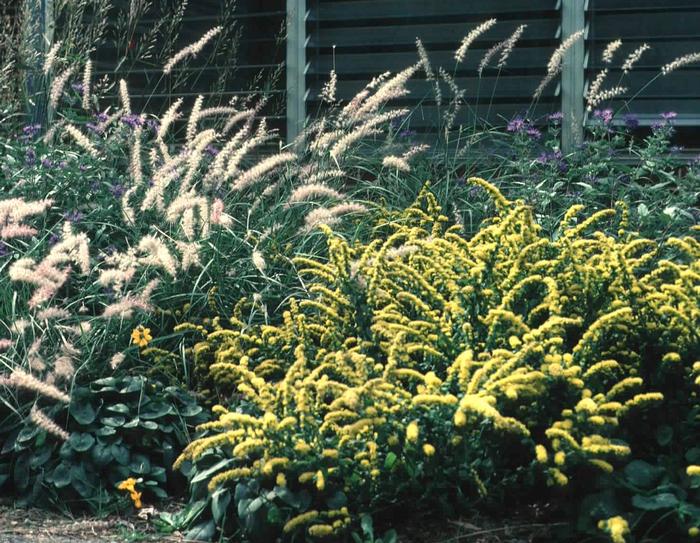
(561, 0, 585, 152)
(286, 0, 307, 143)
(25, 0, 54, 128)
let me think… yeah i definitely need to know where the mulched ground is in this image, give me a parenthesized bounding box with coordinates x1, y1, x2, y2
(0, 503, 184, 543)
(0, 502, 560, 542)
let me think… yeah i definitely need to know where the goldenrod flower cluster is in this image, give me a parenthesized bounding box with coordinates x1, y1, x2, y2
(175, 179, 700, 539)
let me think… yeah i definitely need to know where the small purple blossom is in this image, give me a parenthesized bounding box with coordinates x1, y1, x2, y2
(109, 183, 126, 198)
(145, 118, 159, 133)
(623, 114, 639, 129)
(48, 233, 60, 246)
(661, 111, 677, 120)
(120, 114, 144, 129)
(22, 124, 42, 139)
(41, 158, 54, 168)
(526, 127, 542, 139)
(79, 164, 88, 171)
(58, 161, 68, 169)
(25, 148, 37, 166)
(507, 116, 526, 132)
(0, 243, 9, 258)
(86, 122, 103, 134)
(96, 112, 109, 123)
(593, 109, 614, 125)
(63, 209, 84, 223)
(651, 120, 665, 131)
(71, 82, 84, 95)
(536, 150, 567, 172)
(399, 128, 417, 139)
(548, 111, 563, 123)
(204, 144, 219, 157)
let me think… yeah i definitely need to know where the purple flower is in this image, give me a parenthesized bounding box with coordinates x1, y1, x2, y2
(48, 233, 60, 246)
(507, 116, 526, 132)
(399, 128, 417, 139)
(536, 150, 567, 171)
(109, 183, 126, 198)
(71, 82, 84, 95)
(22, 124, 42, 139)
(63, 209, 84, 223)
(661, 111, 677, 120)
(651, 120, 665, 131)
(79, 164, 88, 171)
(120, 114, 144, 129)
(548, 111, 563, 123)
(58, 161, 67, 169)
(623, 114, 639, 129)
(593, 109, 614, 125)
(86, 122, 103, 134)
(25, 148, 37, 166)
(526, 127, 542, 139)
(96, 112, 109, 123)
(145, 118, 159, 133)
(41, 158, 54, 168)
(205, 144, 219, 157)
(0, 243, 9, 258)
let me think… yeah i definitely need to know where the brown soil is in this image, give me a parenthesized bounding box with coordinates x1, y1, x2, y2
(0, 503, 183, 543)
(0, 502, 561, 542)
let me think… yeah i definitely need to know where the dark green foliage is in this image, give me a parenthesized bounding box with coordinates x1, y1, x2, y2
(0, 376, 205, 512)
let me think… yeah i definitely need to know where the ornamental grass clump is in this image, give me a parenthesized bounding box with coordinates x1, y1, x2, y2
(177, 179, 700, 541)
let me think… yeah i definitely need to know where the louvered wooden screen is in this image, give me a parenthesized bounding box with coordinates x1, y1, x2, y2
(306, 0, 562, 135)
(55, 0, 285, 134)
(586, 0, 700, 147)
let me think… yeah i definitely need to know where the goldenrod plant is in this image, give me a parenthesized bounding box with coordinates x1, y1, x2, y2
(177, 180, 700, 541)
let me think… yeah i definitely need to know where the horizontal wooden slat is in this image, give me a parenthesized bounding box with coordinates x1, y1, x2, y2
(588, 0, 700, 12)
(311, 19, 559, 48)
(314, 0, 558, 22)
(309, 75, 557, 101)
(590, 12, 700, 39)
(311, 48, 556, 76)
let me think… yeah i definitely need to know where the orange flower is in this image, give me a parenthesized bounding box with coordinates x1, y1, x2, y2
(117, 477, 143, 509)
(130, 326, 152, 348)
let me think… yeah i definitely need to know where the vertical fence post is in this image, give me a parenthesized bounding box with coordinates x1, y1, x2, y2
(24, 0, 54, 127)
(561, 0, 585, 153)
(286, 0, 307, 143)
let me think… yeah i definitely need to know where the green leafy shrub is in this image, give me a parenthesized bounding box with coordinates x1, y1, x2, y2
(0, 375, 205, 512)
(175, 180, 700, 541)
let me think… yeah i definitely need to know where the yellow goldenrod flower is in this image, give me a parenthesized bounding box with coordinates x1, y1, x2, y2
(598, 516, 630, 543)
(423, 443, 436, 456)
(308, 524, 335, 537)
(406, 421, 419, 443)
(316, 470, 326, 491)
(535, 445, 548, 463)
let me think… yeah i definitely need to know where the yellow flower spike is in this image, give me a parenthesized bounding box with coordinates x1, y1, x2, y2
(405, 421, 420, 443)
(315, 470, 325, 491)
(535, 445, 548, 463)
(598, 516, 630, 543)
